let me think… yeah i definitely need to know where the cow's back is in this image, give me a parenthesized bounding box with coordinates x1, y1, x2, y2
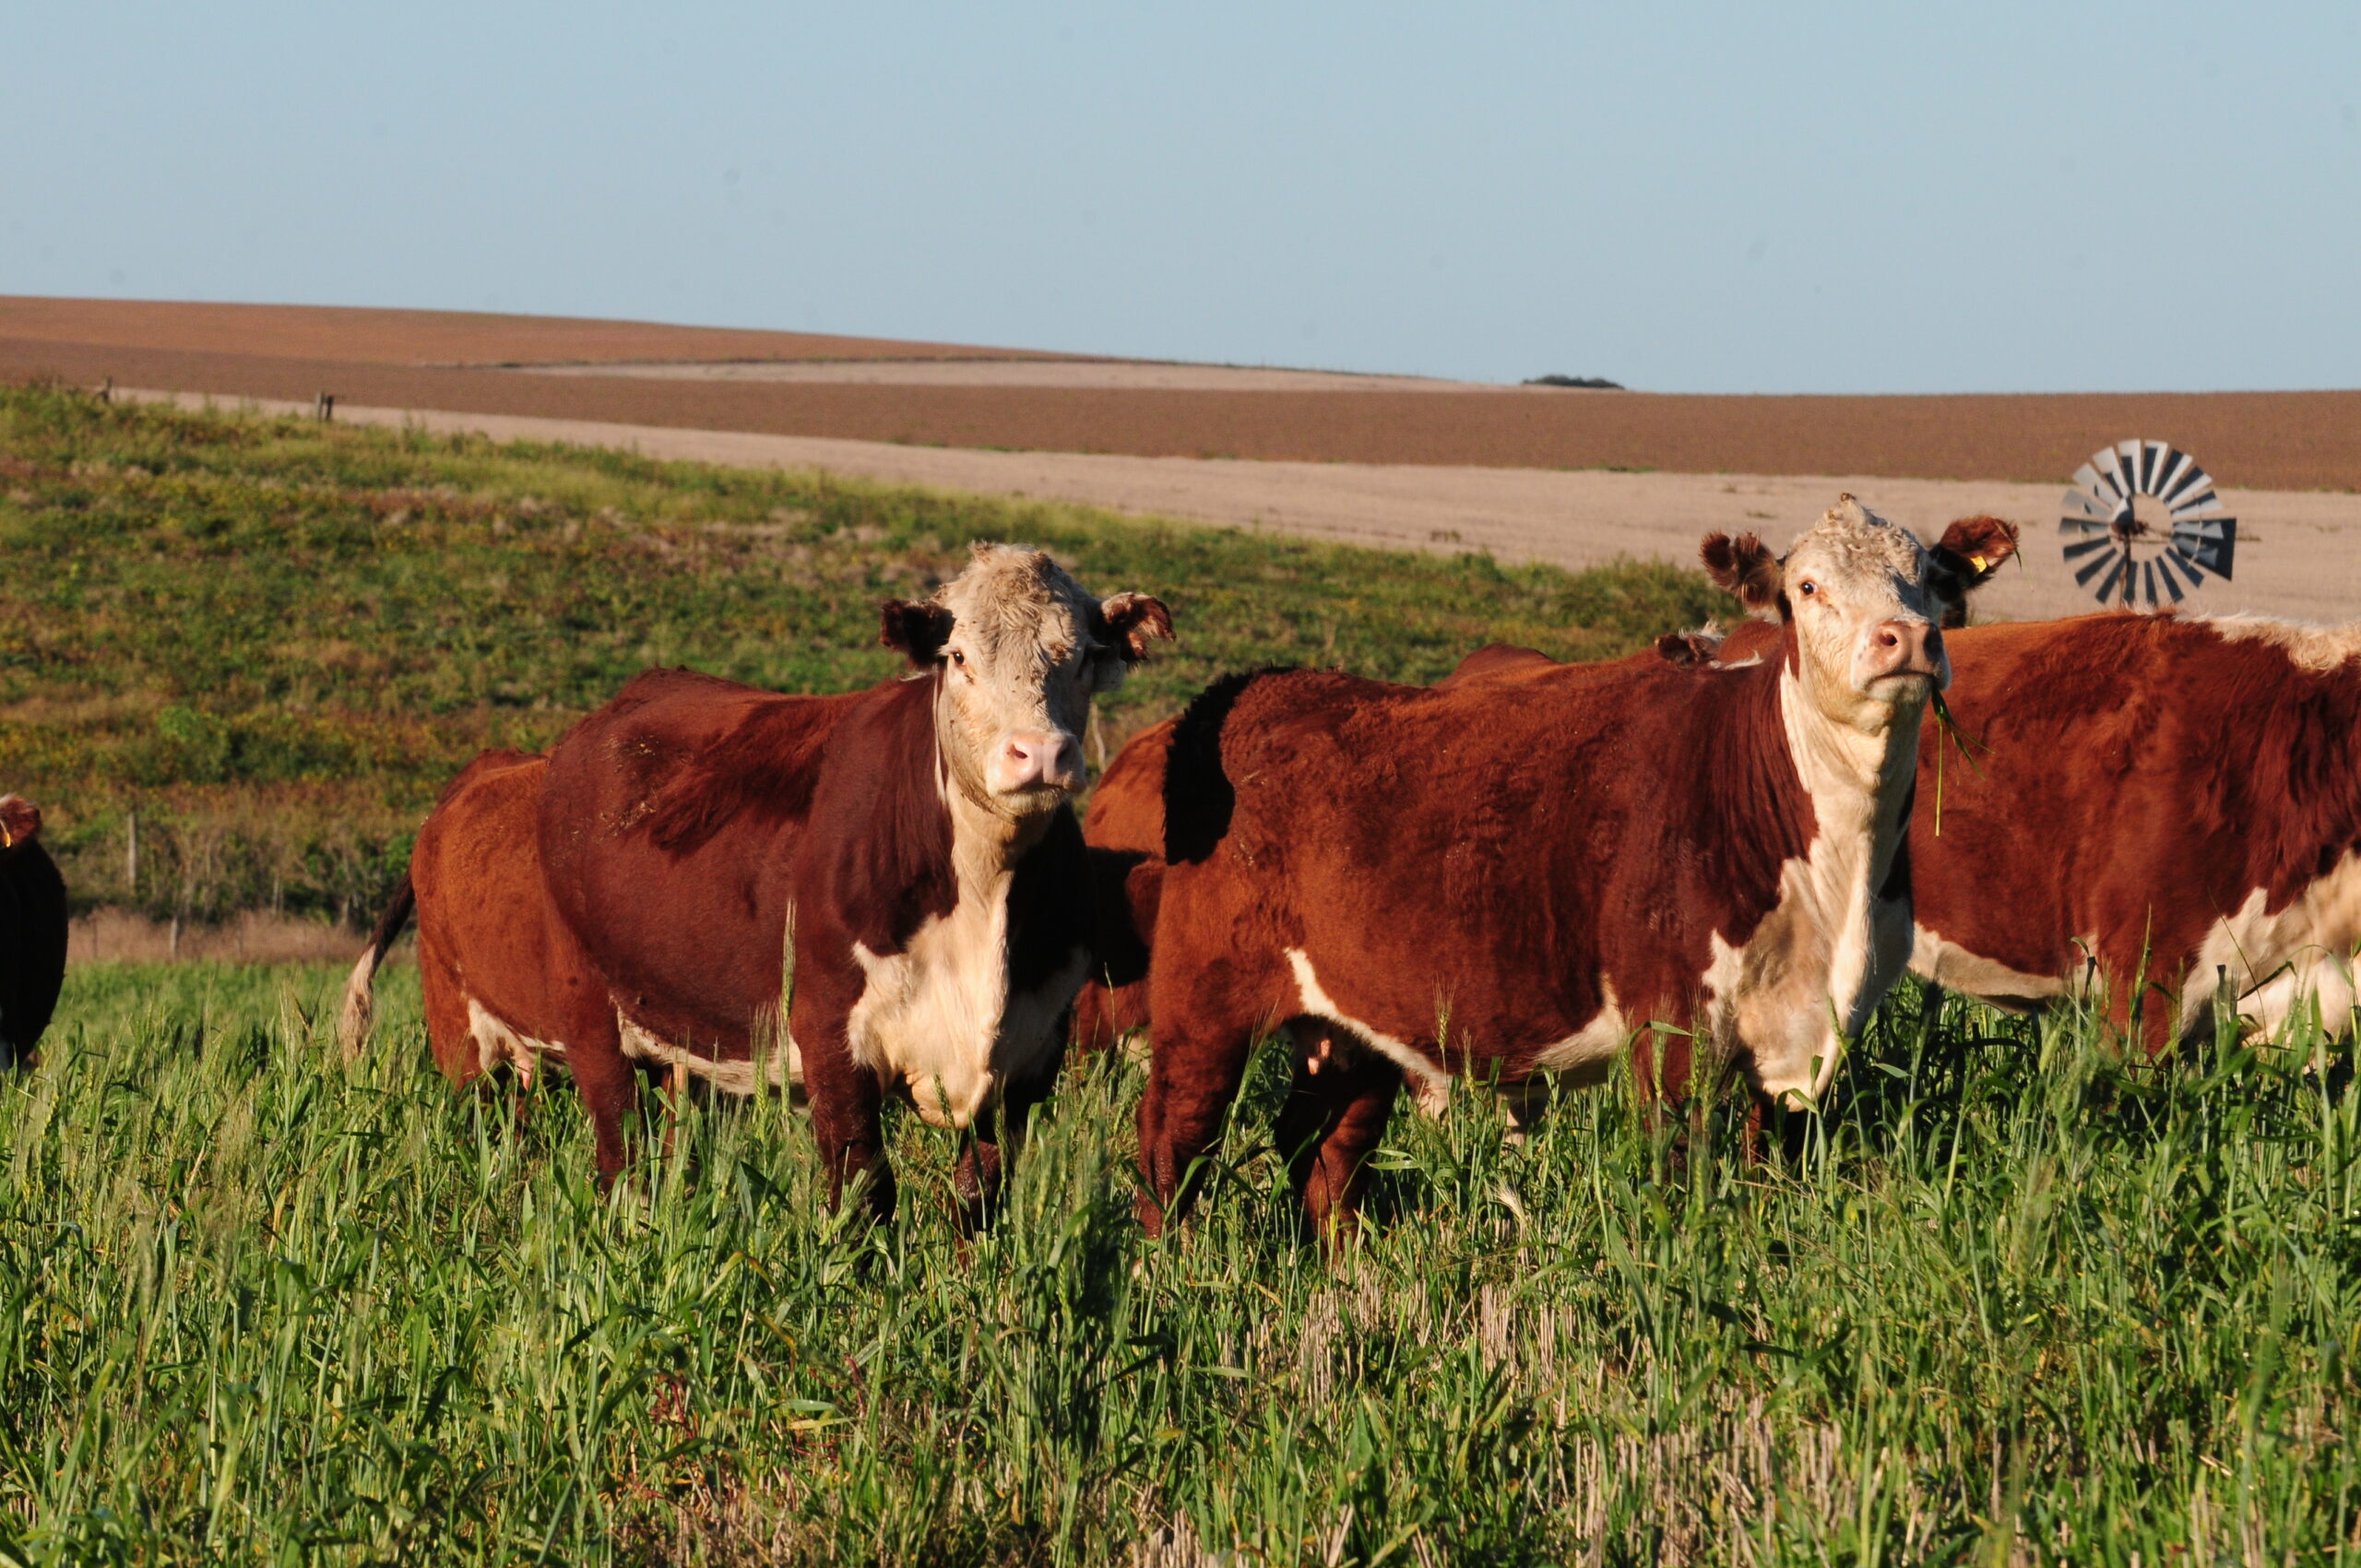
(0, 840, 66, 1066)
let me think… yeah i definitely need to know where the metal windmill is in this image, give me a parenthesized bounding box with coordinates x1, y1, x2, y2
(2060, 439, 2236, 609)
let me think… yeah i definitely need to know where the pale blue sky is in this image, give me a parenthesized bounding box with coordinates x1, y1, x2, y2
(4, 2, 2355, 391)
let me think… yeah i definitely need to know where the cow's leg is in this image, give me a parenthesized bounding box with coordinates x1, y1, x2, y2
(416, 932, 485, 1091)
(791, 969, 896, 1226)
(952, 1052, 1059, 1236)
(1275, 1026, 1403, 1246)
(1135, 997, 1265, 1237)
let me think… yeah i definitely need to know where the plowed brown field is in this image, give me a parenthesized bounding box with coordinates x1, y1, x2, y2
(6, 299, 2357, 490)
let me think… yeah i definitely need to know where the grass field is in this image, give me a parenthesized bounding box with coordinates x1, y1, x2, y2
(2, 965, 2356, 1563)
(0, 381, 1726, 928)
(6, 379, 2361, 1564)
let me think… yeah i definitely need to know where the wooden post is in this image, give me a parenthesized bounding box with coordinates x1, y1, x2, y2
(98, 376, 113, 405)
(125, 811, 137, 895)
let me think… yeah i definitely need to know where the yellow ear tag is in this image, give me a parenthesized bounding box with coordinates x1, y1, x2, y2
(1967, 553, 1987, 572)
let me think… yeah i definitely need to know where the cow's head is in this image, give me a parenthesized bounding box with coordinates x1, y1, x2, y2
(0, 795, 39, 853)
(881, 544, 1172, 815)
(1703, 495, 1967, 731)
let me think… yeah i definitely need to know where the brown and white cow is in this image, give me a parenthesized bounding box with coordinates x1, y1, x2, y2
(0, 794, 67, 1071)
(1075, 517, 2020, 1077)
(1448, 523, 2361, 1050)
(1844, 612, 2361, 1049)
(1130, 497, 1975, 1239)
(340, 544, 1170, 1220)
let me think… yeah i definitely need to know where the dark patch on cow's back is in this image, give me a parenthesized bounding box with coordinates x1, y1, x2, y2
(1164, 670, 1289, 865)
(643, 693, 860, 856)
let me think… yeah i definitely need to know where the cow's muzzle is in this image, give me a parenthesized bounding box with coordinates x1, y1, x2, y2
(991, 730, 1086, 796)
(1861, 619, 1944, 688)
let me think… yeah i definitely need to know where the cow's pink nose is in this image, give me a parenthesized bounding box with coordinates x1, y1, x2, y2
(1864, 619, 1941, 682)
(1001, 730, 1081, 790)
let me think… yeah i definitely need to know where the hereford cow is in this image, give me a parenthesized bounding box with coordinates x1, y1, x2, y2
(340, 544, 1170, 1222)
(0, 794, 67, 1071)
(1724, 610, 2361, 1049)
(1074, 516, 2021, 1073)
(1455, 521, 2361, 1049)
(1130, 497, 1978, 1239)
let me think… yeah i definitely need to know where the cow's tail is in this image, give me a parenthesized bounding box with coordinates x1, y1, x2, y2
(338, 872, 416, 1062)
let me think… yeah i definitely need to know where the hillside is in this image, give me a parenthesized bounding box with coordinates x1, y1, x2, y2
(0, 382, 1731, 927)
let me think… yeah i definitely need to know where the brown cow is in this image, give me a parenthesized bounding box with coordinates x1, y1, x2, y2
(341, 544, 1170, 1222)
(1129, 497, 1978, 1239)
(1075, 517, 2021, 1076)
(1816, 611, 2361, 1048)
(0, 795, 67, 1071)
(1455, 524, 2361, 1050)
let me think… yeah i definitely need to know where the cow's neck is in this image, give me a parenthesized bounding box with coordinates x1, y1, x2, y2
(1718, 657, 1924, 1107)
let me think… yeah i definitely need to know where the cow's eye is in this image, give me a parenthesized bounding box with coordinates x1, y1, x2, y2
(950, 649, 968, 671)
(1798, 580, 1818, 598)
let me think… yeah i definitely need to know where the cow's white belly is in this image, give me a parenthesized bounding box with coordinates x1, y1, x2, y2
(1907, 925, 2073, 1010)
(848, 893, 1086, 1129)
(2185, 857, 2361, 1042)
(467, 997, 564, 1084)
(617, 1016, 801, 1096)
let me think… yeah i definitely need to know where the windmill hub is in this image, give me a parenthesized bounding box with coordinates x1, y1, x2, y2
(2060, 440, 2237, 610)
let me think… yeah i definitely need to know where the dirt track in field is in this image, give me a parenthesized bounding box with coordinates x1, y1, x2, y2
(9, 299, 2360, 491)
(118, 388, 2361, 626)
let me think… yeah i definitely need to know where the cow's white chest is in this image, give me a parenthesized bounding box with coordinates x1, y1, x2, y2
(1705, 671, 1918, 1106)
(848, 877, 1084, 1129)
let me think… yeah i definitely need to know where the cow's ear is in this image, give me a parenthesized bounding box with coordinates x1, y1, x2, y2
(879, 600, 955, 667)
(1655, 624, 1726, 666)
(1700, 532, 1786, 619)
(0, 794, 40, 850)
(1930, 515, 2021, 588)
(1097, 591, 1174, 663)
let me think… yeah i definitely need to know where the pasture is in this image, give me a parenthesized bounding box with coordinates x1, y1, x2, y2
(5, 964, 2358, 1562)
(2, 386, 2359, 1562)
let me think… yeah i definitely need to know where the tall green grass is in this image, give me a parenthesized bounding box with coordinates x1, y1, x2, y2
(0, 383, 1730, 928)
(3, 965, 2355, 1563)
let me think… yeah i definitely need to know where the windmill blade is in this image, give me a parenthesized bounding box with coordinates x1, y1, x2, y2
(2174, 516, 2237, 578)
(2157, 452, 2213, 509)
(2156, 547, 2206, 597)
(2063, 536, 2116, 563)
(2081, 549, 2129, 599)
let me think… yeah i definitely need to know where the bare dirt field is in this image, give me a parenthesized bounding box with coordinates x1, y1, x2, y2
(0, 296, 1072, 366)
(520, 359, 1515, 392)
(9, 299, 2358, 489)
(123, 388, 2361, 625)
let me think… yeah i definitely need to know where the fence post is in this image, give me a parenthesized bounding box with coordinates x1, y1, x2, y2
(315, 392, 337, 422)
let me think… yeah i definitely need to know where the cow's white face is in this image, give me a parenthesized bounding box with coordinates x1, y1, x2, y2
(883, 544, 1172, 819)
(1711, 496, 1952, 734)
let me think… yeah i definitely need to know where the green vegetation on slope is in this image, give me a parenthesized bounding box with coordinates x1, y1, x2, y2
(3, 966, 2357, 1562)
(0, 383, 1732, 927)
